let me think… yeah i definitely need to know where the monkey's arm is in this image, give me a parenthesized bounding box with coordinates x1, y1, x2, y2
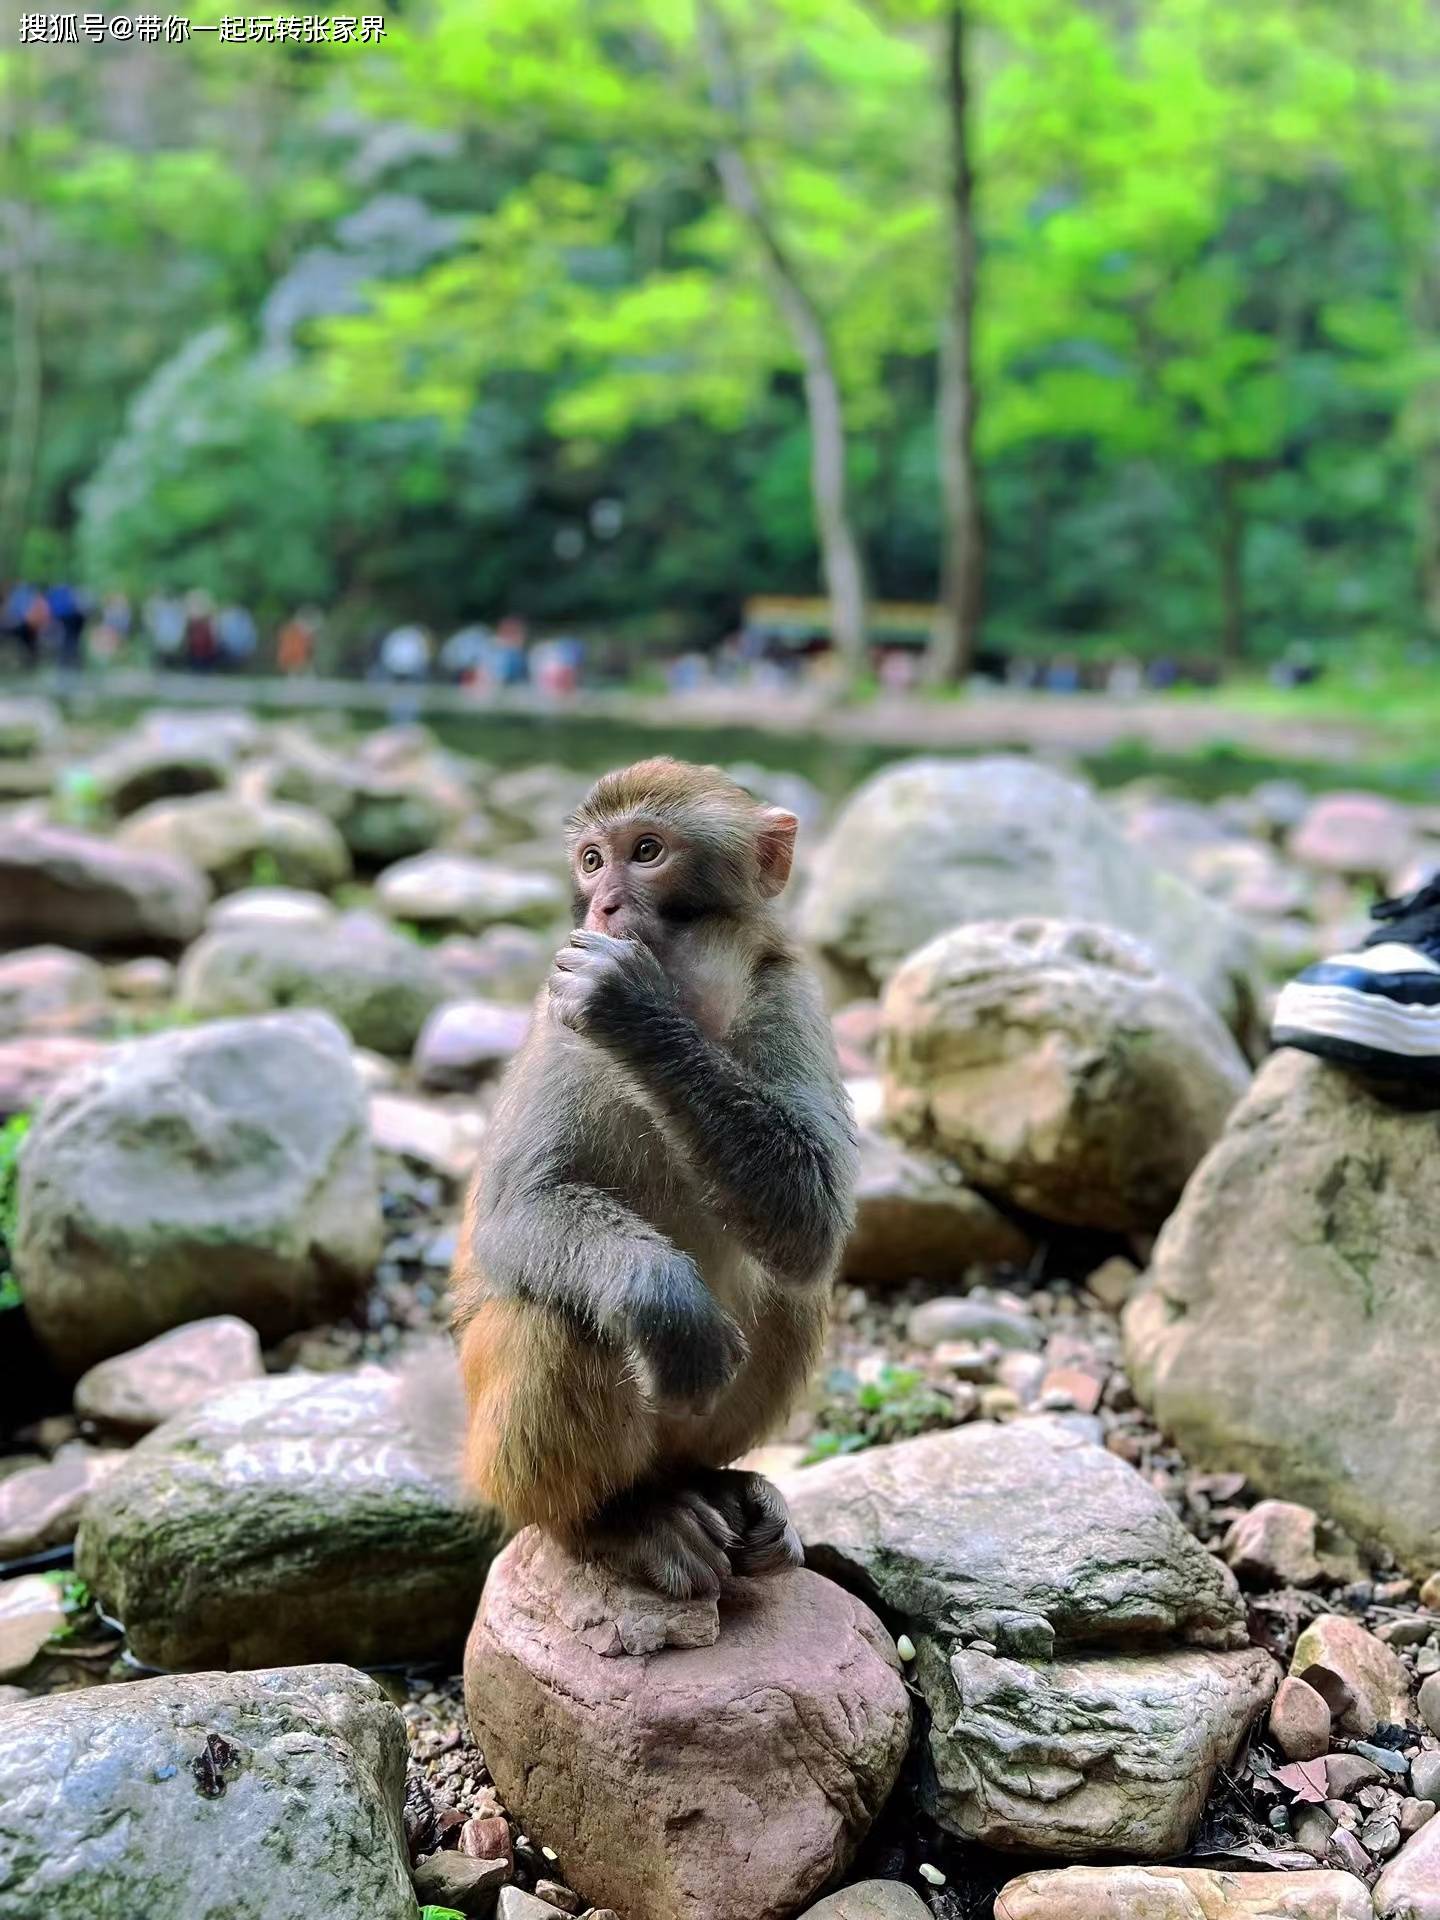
(466, 1173, 747, 1410)
(555, 937, 856, 1283)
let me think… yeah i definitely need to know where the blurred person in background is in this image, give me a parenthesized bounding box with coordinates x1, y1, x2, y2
(378, 621, 433, 682)
(217, 602, 258, 673)
(144, 591, 185, 668)
(182, 590, 218, 672)
(277, 607, 318, 676)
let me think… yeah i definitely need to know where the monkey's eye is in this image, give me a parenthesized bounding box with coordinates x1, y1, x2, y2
(580, 846, 603, 874)
(632, 836, 663, 864)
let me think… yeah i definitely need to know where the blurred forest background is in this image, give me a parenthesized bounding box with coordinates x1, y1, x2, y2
(4, 0, 1440, 682)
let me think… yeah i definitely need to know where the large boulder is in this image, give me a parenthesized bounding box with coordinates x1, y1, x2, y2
(780, 1420, 1246, 1656)
(880, 920, 1249, 1232)
(1374, 1808, 1440, 1920)
(1288, 792, 1415, 884)
(176, 914, 451, 1055)
(780, 1422, 1270, 1859)
(87, 721, 233, 816)
(0, 823, 209, 950)
(376, 851, 565, 933)
(844, 1128, 1034, 1284)
(118, 792, 350, 894)
(14, 1011, 380, 1373)
(465, 1530, 910, 1920)
(0, 1665, 415, 1920)
(0, 946, 109, 1038)
(797, 757, 1260, 1041)
(1124, 1049, 1440, 1575)
(77, 1360, 502, 1669)
(995, 1864, 1373, 1920)
(257, 726, 471, 863)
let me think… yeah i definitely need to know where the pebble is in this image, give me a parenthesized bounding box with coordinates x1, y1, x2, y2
(1352, 1740, 1412, 1778)
(1327, 1754, 1385, 1798)
(1400, 1798, 1437, 1838)
(1329, 1828, 1371, 1877)
(895, 1635, 916, 1663)
(1420, 1673, 1440, 1738)
(533, 1881, 581, 1914)
(1377, 1616, 1434, 1647)
(1361, 1812, 1403, 1859)
(412, 1852, 510, 1914)
(1292, 1803, 1336, 1859)
(1420, 1571, 1440, 1611)
(918, 1864, 946, 1886)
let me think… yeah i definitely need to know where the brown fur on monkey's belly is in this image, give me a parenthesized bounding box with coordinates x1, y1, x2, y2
(458, 1284, 827, 1538)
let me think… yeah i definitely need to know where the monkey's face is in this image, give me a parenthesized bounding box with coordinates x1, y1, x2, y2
(571, 815, 697, 947)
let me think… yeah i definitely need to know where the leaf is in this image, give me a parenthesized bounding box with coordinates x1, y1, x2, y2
(1272, 1758, 1329, 1803)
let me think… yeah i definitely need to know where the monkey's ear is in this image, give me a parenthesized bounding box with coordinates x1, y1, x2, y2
(755, 808, 799, 897)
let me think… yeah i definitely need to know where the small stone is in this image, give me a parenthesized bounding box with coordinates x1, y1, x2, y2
(459, 1815, 513, 1866)
(1378, 1616, 1434, 1648)
(1418, 1645, 1440, 1677)
(1420, 1571, 1440, 1611)
(413, 1853, 510, 1915)
(1292, 1803, 1337, 1860)
(1327, 1754, 1385, 1798)
(907, 1298, 1042, 1352)
(978, 1385, 1021, 1421)
(1413, 1752, 1440, 1803)
(0, 1446, 125, 1559)
(1419, 1672, 1440, 1738)
(1292, 1617, 1413, 1737)
(1352, 1740, 1412, 1778)
(1329, 1828, 1372, 1878)
(1039, 1367, 1102, 1415)
(1085, 1255, 1141, 1311)
(1224, 1500, 1323, 1590)
(918, 1863, 945, 1886)
(895, 1634, 916, 1663)
(1361, 1813, 1403, 1859)
(497, 1892, 568, 1920)
(74, 1316, 265, 1439)
(1271, 1675, 1333, 1761)
(0, 1574, 65, 1678)
(1401, 1798, 1436, 1838)
(533, 1881, 580, 1913)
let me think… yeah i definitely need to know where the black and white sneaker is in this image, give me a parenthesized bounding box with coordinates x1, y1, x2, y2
(1271, 876, 1440, 1082)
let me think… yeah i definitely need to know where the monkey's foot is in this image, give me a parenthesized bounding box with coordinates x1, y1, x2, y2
(583, 1482, 741, 1601)
(686, 1468, 804, 1579)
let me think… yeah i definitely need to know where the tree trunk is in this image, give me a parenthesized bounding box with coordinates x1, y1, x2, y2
(927, 1, 984, 686)
(1216, 461, 1246, 667)
(696, 0, 868, 679)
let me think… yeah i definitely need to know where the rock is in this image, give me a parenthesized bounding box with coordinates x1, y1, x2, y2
(369, 1093, 486, 1183)
(105, 955, 175, 1000)
(1327, 1754, 1385, 1798)
(1125, 1050, 1440, 1575)
(1419, 1672, 1440, 1738)
(907, 1297, 1042, 1352)
(208, 884, 336, 932)
(0, 1574, 66, 1678)
(76, 1359, 502, 1669)
(1087, 1255, 1142, 1310)
(414, 999, 531, 1091)
(0, 1034, 108, 1119)
(261, 728, 470, 863)
(994, 1863, 1374, 1919)
(1289, 793, 1415, 883)
(0, 696, 60, 759)
(844, 1131, 1033, 1284)
(800, 1887, 930, 1920)
(1375, 1807, 1440, 1919)
(0, 1447, 125, 1559)
(1414, 1752, 1440, 1803)
(118, 792, 350, 895)
(798, 757, 1260, 1040)
(0, 823, 209, 950)
(412, 1853, 510, 1914)
(498, 1892, 568, 1920)
(1291, 1618, 1412, 1737)
(74, 1317, 265, 1439)
(87, 724, 232, 815)
(437, 925, 551, 1003)
(465, 1531, 910, 1920)
(1224, 1502, 1327, 1589)
(177, 914, 451, 1055)
(0, 1664, 415, 1920)
(1402, 1798, 1437, 1837)
(15, 1011, 380, 1373)
(1270, 1676, 1333, 1761)
(920, 1638, 1277, 1856)
(484, 765, 590, 843)
(376, 852, 565, 933)
(780, 1420, 1246, 1654)
(0, 945, 108, 1038)
(1421, 1570, 1440, 1609)
(881, 919, 1248, 1232)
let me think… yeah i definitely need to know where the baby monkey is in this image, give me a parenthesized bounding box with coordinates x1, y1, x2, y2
(453, 756, 857, 1598)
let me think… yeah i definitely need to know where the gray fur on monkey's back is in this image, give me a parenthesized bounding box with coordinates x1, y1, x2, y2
(450, 757, 857, 1596)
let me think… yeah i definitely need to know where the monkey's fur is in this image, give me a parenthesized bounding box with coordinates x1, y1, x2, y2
(452, 757, 857, 1598)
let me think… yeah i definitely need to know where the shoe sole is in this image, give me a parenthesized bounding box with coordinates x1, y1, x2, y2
(1272, 978, 1440, 1082)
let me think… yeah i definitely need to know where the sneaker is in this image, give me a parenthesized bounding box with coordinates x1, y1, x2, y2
(1271, 875, 1440, 1081)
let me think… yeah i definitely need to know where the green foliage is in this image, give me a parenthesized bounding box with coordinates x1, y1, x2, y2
(803, 1364, 958, 1463)
(419, 1908, 467, 1920)
(0, 1116, 31, 1312)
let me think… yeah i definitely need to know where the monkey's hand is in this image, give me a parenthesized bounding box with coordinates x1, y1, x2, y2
(622, 1251, 748, 1417)
(549, 929, 673, 1038)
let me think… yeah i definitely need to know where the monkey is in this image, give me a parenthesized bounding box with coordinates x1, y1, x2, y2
(451, 756, 857, 1600)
